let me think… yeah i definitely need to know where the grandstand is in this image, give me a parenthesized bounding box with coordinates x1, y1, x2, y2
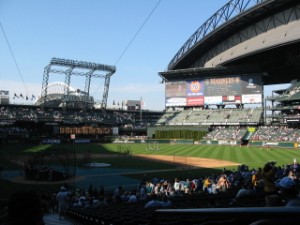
(266, 80, 300, 126)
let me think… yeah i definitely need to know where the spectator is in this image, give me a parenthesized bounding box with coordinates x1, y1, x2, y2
(144, 194, 163, 208)
(217, 174, 230, 192)
(84, 197, 97, 209)
(262, 162, 277, 195)
(203, 177, 212, 193)
(235, 182, 257, 199)
(287, 170, 297, 180)
(173, 178, 181, 193)
(210, 180, 218, 195)
(183, 179, 191, 194)
(113, 185, 123, 203)
(160, 195, 172, 207)
(128, 191, 138, 203)
(56, 186, 70, 220)
(139, 183, 147, 200)
(252, 168, 263, 192)
(278, 176, 300, 207)
(7, 190, 44, 225)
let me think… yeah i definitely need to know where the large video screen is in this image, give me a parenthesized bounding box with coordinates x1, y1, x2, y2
(165, 74, 262, 107)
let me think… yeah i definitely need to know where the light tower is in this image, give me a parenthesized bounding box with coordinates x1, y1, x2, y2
(40, 57, 116, 109)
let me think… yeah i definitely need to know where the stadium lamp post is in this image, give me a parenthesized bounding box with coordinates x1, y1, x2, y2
(71, 134, 76, 188)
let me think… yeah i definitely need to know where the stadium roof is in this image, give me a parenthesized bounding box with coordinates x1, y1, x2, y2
(163, 0, 300, 85)
(159, 66, 265, 81)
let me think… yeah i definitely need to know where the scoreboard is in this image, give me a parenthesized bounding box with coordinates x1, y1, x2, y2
(165, 74, 262, 107)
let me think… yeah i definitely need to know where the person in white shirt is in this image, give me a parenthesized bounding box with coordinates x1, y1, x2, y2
(56, 186, 70, 220)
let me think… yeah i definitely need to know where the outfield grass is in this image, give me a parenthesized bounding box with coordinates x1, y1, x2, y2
(103, 143, 300, 170)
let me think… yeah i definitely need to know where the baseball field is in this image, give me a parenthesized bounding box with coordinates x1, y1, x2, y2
(1, 142, 300, 198)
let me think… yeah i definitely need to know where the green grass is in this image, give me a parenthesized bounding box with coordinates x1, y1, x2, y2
(105, 143, 300, 169)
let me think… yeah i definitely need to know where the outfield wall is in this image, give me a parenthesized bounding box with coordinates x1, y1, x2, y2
(248, 141, 298, 148)
(200, 140, 299, 148)
(146, 139, 194, 144)
(113, 139, 194, 144)
(113, 138, 299, 148)
(200, 140, 241, 145)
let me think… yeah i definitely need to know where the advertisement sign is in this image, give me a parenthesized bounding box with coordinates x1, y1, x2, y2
(204, 96, 222, 105)
(241, 74, 262, 94)
(165, 81, 186, 97)
(242, 94, 262, 103)
(248, 127, 256, 132)
(186, 96, 204, 106)
(204, 76, 241, 96)
(222, 95, 241, 104)
(165, 74, 262, 107)
(166, 97, 187, 106)
(186, 80, 204, 97)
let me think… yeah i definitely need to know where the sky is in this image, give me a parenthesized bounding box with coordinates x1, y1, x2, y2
(0, 0, 290, 111)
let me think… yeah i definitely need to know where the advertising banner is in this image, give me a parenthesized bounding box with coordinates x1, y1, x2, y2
(165, 74, 263, 107)
(204, 76, 241, 96)
(204, 96, 222, 105)
(222, 95, 241, 104)
(186, 96, 204, 106)
(241, 74, 262, 95)
(242, 94, 262, 103)
(186, 80, 204, 97)
(166, 97, 186, 106)
(165, 81, 186, 97)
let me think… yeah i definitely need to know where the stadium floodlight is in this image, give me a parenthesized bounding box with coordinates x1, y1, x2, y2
(50, 57, 116, 73)
(38, 58, 116, 109)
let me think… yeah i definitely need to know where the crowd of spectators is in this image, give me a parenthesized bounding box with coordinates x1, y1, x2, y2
(0, 106, 134, 125)
(3, 158, 300, 225)
(202, 125, 300, 143)
(36, 160, 300, 222)
(251, 126, 300, 142)
(156, 108, 263, 126)
(203, 126, 246, 141)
